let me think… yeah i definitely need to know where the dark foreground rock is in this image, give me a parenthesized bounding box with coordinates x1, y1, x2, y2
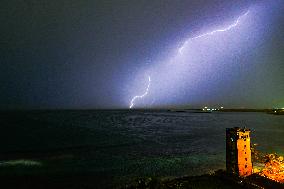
(0, 170, 283, 189)
(125, 170, 284, 189)
(0, 173, 114, 189)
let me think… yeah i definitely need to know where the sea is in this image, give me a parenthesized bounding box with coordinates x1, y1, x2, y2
(0, 110, 283, 188)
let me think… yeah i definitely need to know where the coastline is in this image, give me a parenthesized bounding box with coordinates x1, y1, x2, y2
(125, 170, 284, 189)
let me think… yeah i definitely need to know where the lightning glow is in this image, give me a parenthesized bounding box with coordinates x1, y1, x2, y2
(129, 76, 151, 109)
(129, 10, 249, 109)
(178, 10, 250, 54)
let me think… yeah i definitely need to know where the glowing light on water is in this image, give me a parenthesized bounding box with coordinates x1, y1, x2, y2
(0, 159, 42, 167)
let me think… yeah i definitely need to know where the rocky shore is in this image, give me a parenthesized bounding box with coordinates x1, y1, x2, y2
(125, 170, 284, 189)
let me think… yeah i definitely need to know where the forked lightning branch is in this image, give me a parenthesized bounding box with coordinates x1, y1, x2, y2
(129, 10, 249, 109)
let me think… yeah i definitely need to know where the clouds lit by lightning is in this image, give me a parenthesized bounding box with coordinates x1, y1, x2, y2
(129, 76, 151, 109)
(129, 10, 250, 109)
(178, 10, 250, 54)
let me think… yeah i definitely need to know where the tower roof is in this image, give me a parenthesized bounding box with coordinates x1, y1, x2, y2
(226, 127, 250, 132)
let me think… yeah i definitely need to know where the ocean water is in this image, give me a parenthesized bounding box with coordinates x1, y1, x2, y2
(0, 110, 283, 187)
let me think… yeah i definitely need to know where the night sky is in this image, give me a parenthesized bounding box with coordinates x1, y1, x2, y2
(1, 0, 283, 109)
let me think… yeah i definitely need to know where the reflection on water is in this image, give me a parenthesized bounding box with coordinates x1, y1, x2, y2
(0, 159, 42, 167)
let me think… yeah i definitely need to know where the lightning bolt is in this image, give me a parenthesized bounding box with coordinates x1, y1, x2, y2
(129, 76, 151, 109)
(129, 10, 249, 109)
(178, 10, 249, 54)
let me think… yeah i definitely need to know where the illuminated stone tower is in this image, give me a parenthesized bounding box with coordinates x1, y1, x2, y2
(226, 127, 253, 177)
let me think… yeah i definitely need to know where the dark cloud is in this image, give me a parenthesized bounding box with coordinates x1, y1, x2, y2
(0, 0, 283, 109)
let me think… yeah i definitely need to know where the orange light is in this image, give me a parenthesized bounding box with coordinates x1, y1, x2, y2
(258, 154, 284, 183)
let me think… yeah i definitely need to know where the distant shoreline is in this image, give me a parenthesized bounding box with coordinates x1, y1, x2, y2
(0, 108, 280, 112)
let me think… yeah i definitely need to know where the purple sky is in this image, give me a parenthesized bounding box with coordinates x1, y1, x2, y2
(1, 0, 283, 109)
